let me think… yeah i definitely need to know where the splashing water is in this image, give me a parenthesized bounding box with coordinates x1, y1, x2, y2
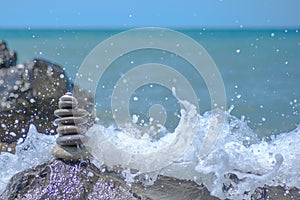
(0, 125, 56, 194)
(85, 99, 300, 199)
(0, 102, 300, 199)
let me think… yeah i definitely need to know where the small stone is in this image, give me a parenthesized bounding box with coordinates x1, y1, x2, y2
(58, 101, 78, 109)
(52, 145, 90, 161)
(56, 134, 87, 146)
(54, 117, 88, 125)
(57, 125, 87, 135)
(60, 94, 78, 103)
(54, 109, 88, 117)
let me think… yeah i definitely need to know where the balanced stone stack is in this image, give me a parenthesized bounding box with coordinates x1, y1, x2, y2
(52, 92, 90, 161)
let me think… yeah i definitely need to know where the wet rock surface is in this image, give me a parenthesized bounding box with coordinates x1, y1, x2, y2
(0, 160, 138, 200)
(0, 59, 69, 143)
(1, 159, 299, 200)
(0, 159, 213, 200)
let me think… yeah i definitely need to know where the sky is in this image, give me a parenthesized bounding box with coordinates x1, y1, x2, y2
(1, 0, 300, 29)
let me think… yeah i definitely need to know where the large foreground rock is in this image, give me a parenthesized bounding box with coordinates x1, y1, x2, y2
(0, 160, 138, 200)
(1, 159, 299, 200)
(0, 159, 214, 200)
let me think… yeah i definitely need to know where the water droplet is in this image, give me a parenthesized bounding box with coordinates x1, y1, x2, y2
(132, 114, 139, 123)
(228, 105, 234, 113)
(87, 172, 94, 177)
(10, 132, 16, 137)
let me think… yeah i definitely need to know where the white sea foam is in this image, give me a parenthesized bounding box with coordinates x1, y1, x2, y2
(0, 125, 56, 194)
(85, 100, 300, 200)
(0, 102, 299, 199)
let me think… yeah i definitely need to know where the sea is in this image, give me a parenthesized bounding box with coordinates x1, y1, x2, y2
(1, 28, 299, 136)
(0, 28, 300, 199)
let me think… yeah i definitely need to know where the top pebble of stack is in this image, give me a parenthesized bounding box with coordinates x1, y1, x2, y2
(58, 92, 79, 109)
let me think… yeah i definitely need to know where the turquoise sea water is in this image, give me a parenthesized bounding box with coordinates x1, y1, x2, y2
(1, 29, 299, 136)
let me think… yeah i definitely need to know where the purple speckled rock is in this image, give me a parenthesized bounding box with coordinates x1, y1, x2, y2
(0, 160, 139, 200)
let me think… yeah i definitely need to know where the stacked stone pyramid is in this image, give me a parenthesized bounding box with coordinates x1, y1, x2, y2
(52, 92, 90, 161)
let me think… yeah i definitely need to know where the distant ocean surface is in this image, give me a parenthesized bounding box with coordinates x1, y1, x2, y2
(1, 29, 299, 136)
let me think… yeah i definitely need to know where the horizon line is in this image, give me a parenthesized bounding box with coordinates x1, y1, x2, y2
(0, 25, 299, 31)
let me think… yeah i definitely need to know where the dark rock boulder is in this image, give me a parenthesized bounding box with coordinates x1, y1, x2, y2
(0, 159, 140, 200)
(1, 159, 299, 200)
(0, 159, 212, 200)
(0, 41, 95, 154)
(0, 59, 69, 144)
(0, 41, 17, 68)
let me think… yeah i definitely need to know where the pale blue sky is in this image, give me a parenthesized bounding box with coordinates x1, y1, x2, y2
(1, 0, 300, 28)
